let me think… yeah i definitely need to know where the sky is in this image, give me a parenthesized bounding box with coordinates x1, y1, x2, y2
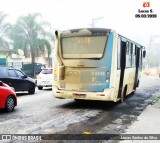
(1, 0, 160, 47)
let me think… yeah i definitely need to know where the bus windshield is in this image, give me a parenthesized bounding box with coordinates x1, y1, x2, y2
(61, 36, 108, 59)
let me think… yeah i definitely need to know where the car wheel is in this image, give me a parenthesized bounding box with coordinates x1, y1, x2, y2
(5, 96, 15, 112)
(28, 87, 35, 94)
(38, 86, 43, 90)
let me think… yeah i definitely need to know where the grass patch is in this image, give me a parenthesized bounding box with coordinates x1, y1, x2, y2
(149, 97, 160, 105)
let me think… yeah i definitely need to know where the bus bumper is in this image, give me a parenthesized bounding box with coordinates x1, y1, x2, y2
(52, 86, 118, 102)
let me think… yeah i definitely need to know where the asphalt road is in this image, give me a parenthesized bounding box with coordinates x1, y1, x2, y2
(0, 76, 160, 142)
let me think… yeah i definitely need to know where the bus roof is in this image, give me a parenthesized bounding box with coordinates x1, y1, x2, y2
(60, 28, 111, 37)
(59, 28, 144, 49)
(118, 33, 144, 48)
(110, 29, 144, 48)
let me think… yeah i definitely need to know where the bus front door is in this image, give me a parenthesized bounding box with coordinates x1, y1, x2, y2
(118, 40, 126, 100)
(134, 47, 140, 89)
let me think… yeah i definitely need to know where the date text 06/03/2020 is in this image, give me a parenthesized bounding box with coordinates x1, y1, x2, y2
(135, 9, 157, 18)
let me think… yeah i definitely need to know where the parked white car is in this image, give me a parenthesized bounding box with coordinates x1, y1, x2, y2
(36, 68, 53, 90)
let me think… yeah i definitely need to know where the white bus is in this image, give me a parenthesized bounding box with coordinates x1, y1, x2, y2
(52, 28, 146, 102)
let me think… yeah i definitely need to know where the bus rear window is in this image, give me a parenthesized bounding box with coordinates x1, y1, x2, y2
(61, 36, 107, 59)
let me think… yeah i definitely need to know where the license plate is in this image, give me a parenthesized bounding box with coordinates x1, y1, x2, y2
(73, 93, 86, 98)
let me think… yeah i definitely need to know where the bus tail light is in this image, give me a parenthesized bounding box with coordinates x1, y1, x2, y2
(54, 70, 58, 76)
(106, 71, 110, 82)
(54, 70, 58, 80)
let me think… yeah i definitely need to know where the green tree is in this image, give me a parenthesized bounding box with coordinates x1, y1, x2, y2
(11, 13, 54, 77)
(0, 12, 11, 48)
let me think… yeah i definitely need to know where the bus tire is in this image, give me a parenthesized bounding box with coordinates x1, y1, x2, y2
(137, 80, 139, 87)
(74, 99, 83, 102)
(121, 86, 127, 103)
(132, 91, 135, 94)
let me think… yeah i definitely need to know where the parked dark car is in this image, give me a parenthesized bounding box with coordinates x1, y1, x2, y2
(0, 66, 36, 94)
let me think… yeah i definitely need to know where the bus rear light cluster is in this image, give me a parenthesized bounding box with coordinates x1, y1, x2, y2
(106, 71, 110, 82)
(54, 70, 58, 81)
(54, 70, 58, 76)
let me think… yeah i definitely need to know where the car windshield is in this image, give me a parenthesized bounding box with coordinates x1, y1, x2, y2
(40, 69, 52, 74)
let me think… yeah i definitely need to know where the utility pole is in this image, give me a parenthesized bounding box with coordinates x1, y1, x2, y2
(90, 17, 104, 28)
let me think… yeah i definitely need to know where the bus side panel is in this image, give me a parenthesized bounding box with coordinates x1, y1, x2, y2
(109, 31, 121, 101)
(123, 68, 136, 95)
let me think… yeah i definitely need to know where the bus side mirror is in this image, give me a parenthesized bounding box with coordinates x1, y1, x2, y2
(143, 50, 146, 58)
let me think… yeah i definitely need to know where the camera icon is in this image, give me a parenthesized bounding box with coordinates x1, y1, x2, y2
(143, 2, 150, 8)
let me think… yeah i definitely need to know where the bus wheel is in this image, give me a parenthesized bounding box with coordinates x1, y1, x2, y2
(121, 86, 127, 103)
(74, 99, 83, 102)
(137, 80, 139, 87)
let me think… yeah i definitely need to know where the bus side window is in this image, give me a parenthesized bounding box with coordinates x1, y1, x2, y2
(135, 45, 137, 55)
(126, 42, 132, 68)
(117, 37, 121, 69)
(139, 49, 142, 70)
(126, 42, 129, 55)
(132, 44, 136, 67)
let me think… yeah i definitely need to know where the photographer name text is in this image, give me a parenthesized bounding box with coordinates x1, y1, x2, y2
(135, 2, 157, 18)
